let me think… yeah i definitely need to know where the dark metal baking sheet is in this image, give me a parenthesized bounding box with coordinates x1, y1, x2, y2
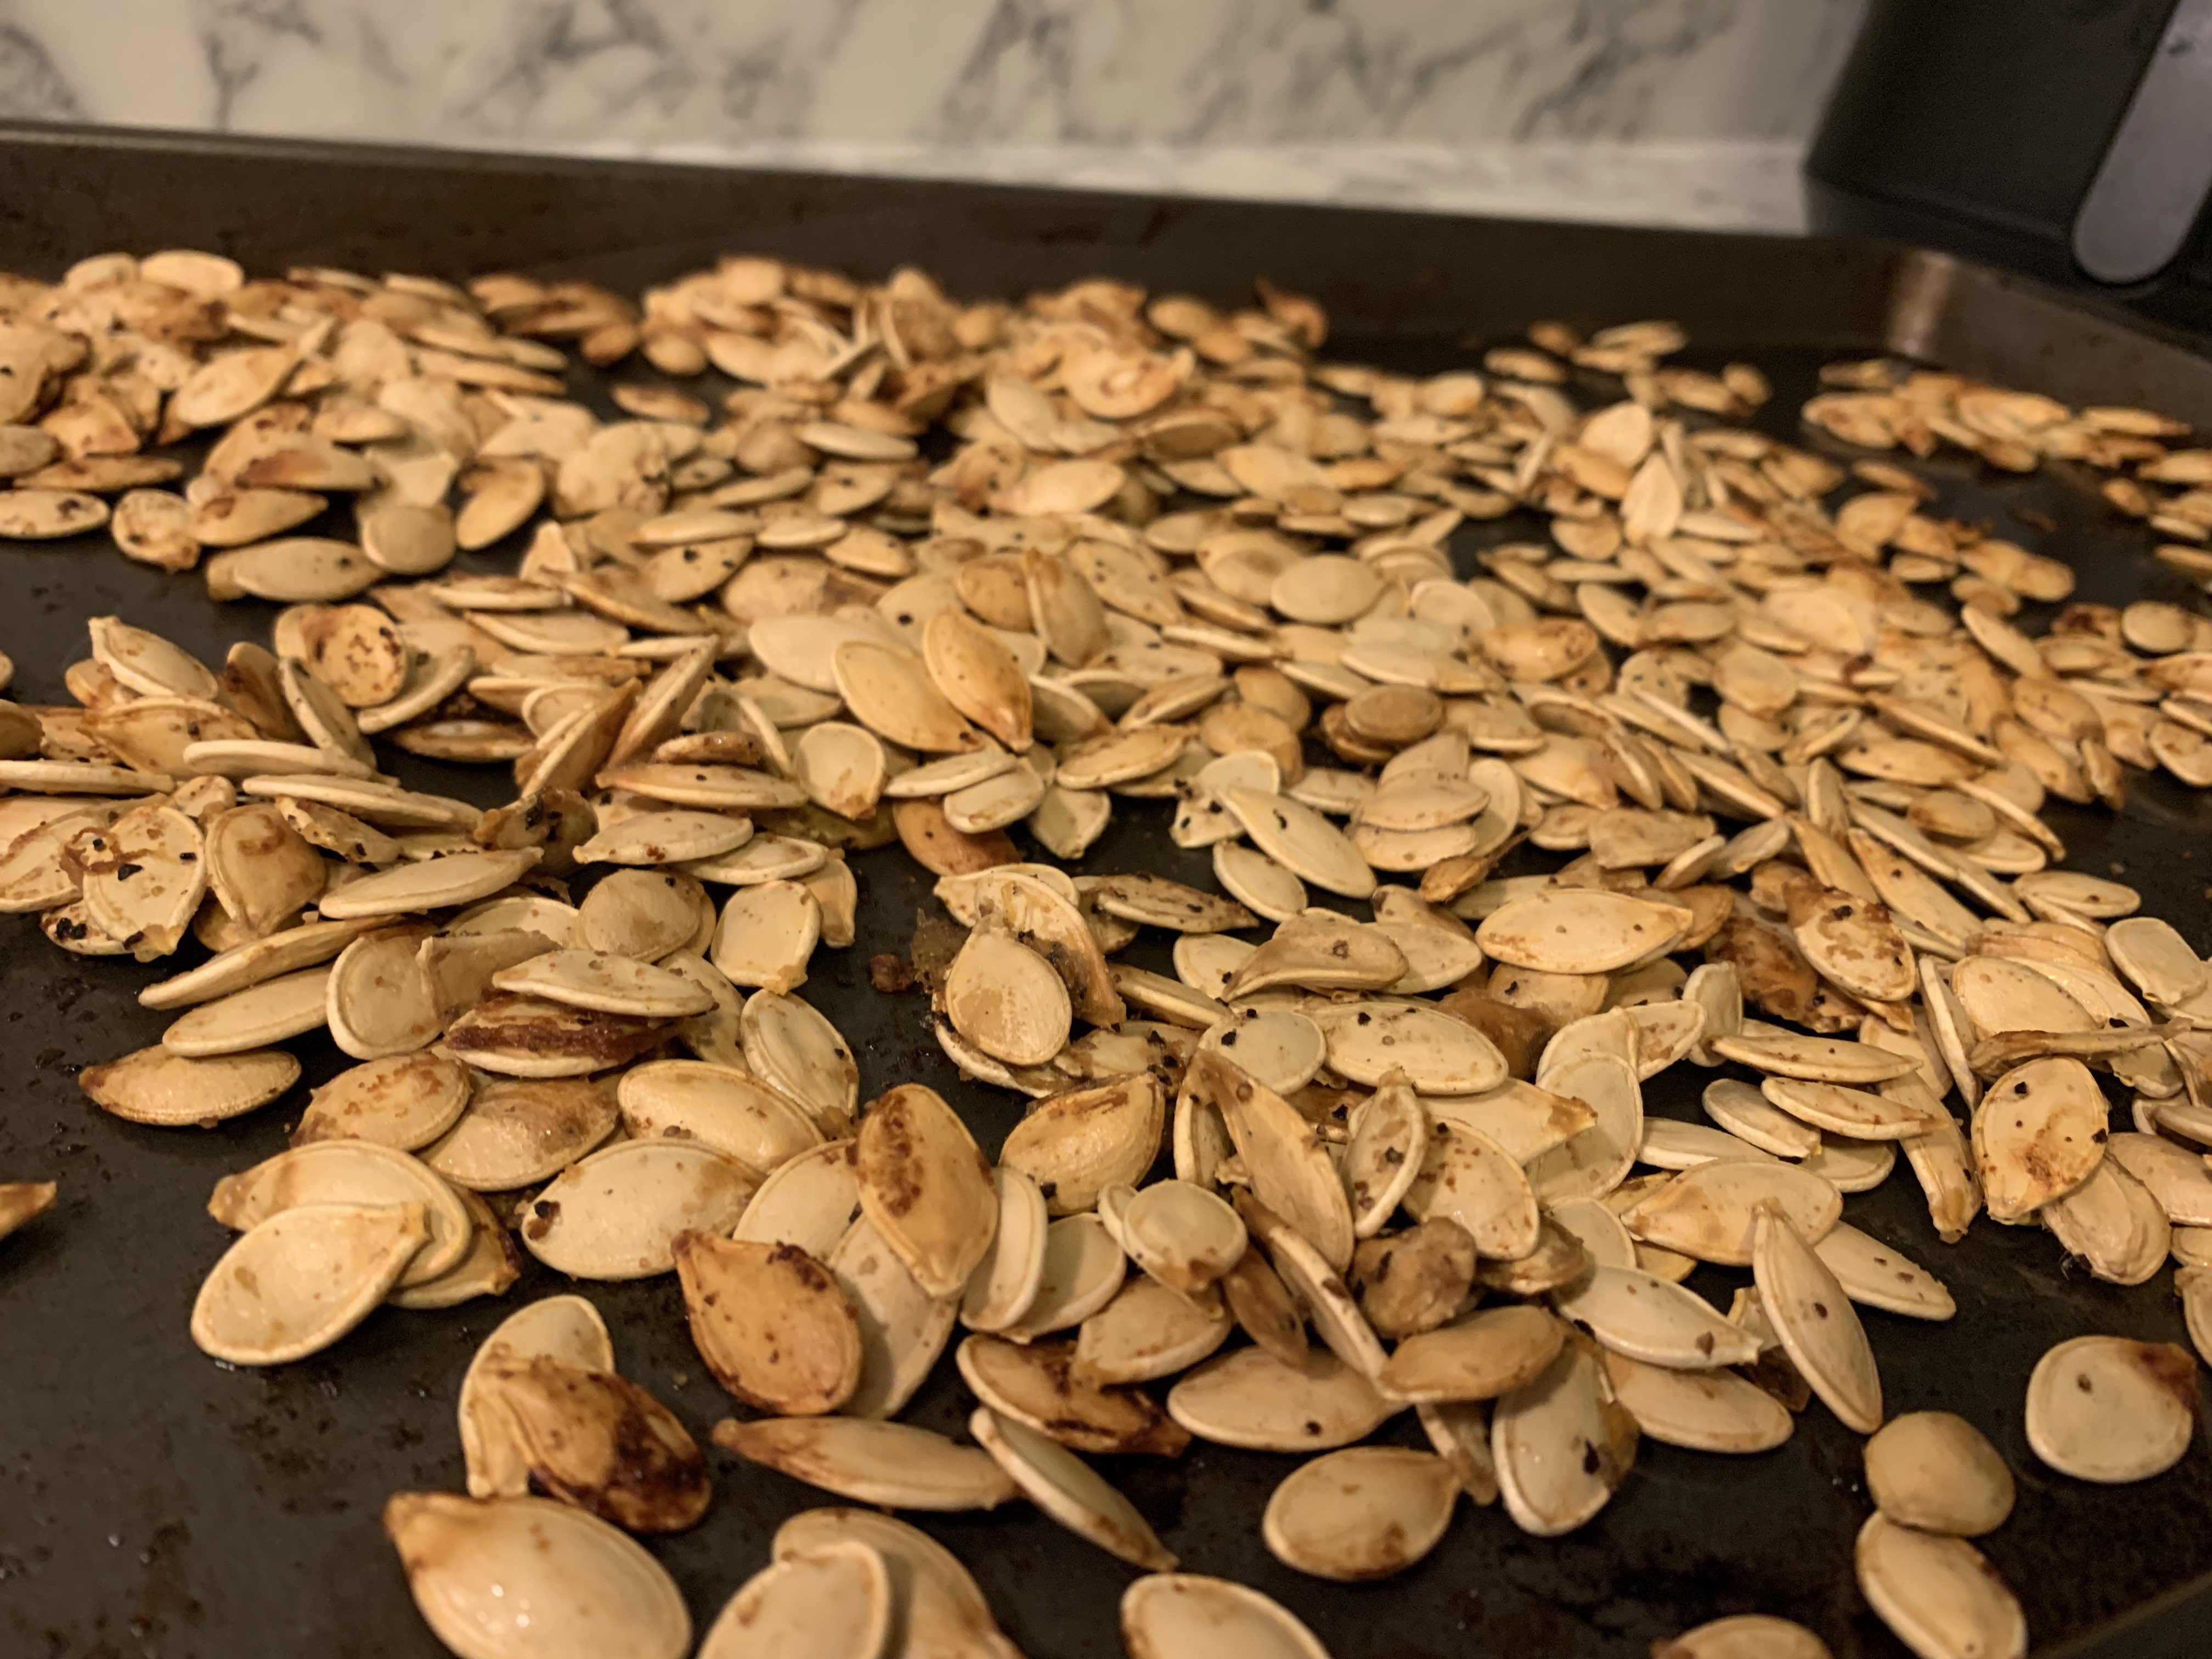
(3, 125, 2212, 1659)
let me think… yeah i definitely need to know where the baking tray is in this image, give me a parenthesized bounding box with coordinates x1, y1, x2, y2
(3, 122, 2212, 1659)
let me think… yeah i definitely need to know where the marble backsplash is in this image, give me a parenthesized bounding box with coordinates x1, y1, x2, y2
(0, 0, 1869, 230)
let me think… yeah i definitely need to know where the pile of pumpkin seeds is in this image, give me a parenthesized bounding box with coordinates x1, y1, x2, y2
(7, 248, 2212, 1659)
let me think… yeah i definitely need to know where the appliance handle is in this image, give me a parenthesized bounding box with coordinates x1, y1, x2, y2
(2073, 0, 2212, 284)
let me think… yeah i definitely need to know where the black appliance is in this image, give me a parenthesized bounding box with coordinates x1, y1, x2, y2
(1809, 0, 2212, 332)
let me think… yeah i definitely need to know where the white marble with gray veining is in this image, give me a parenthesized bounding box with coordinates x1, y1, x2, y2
(0, 0, 1866, 232)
